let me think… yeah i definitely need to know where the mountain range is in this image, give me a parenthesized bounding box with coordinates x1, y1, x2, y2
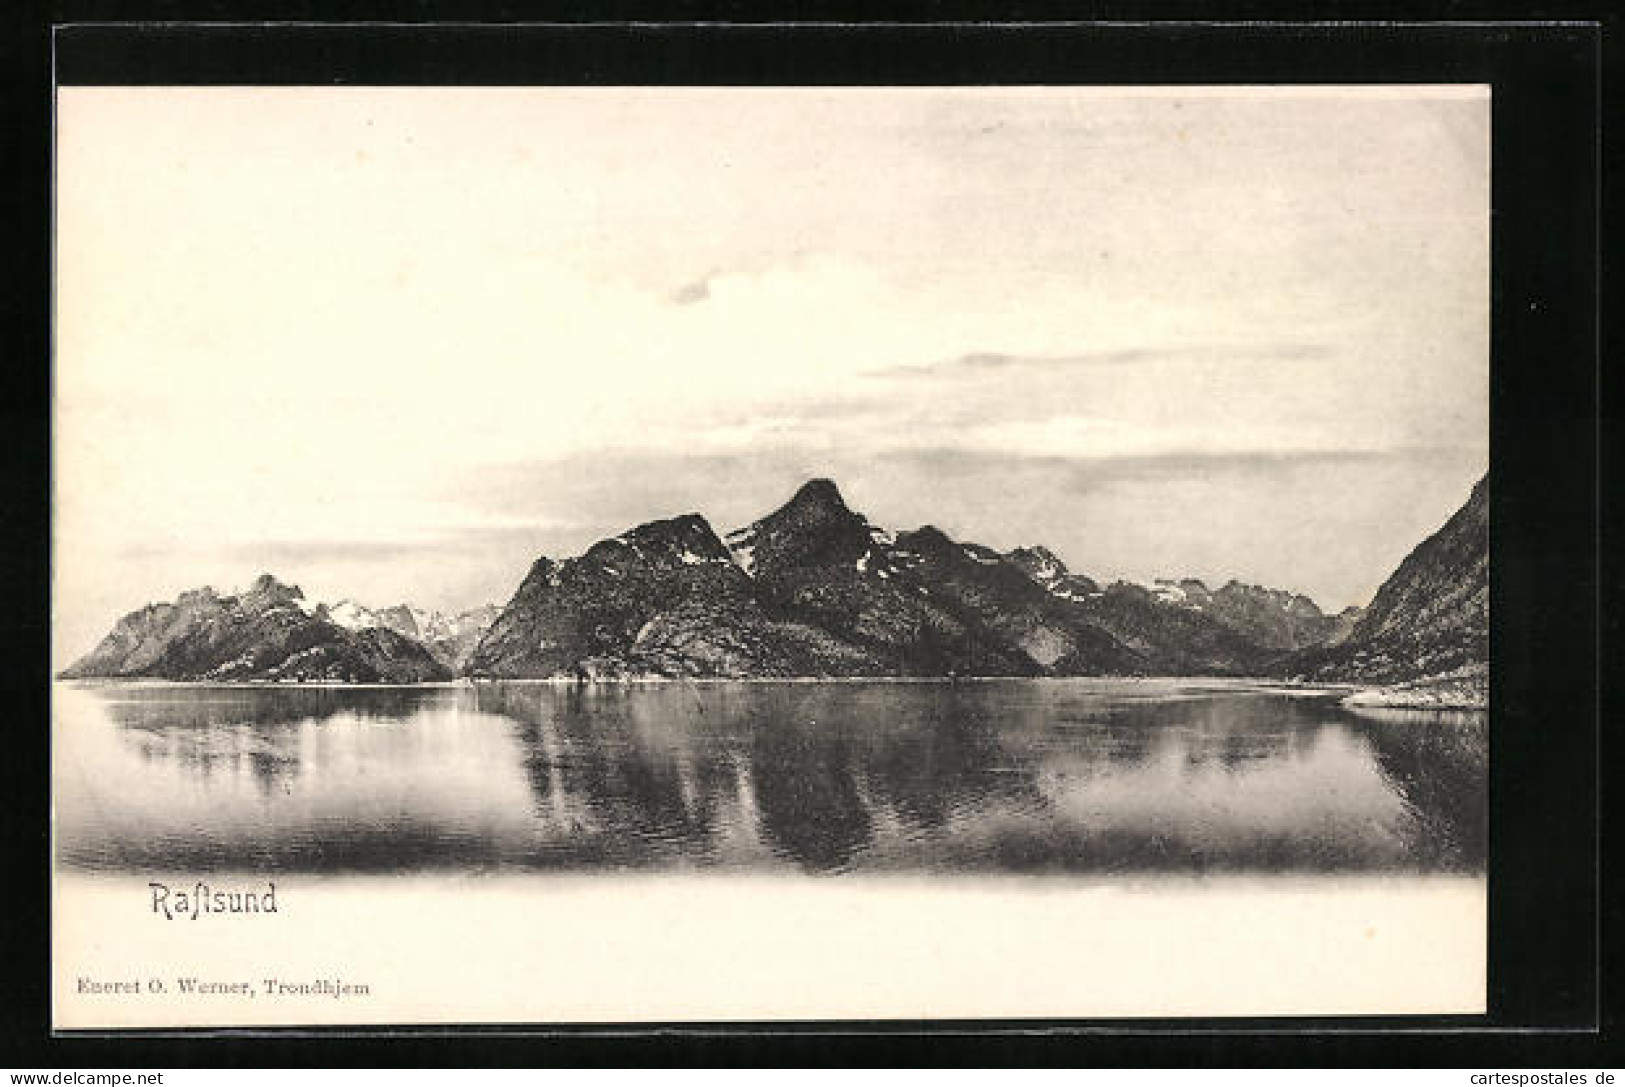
(62, 474, 1487, 694)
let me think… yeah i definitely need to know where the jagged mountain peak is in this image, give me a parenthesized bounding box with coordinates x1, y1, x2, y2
(898, 524, 954, 550)
(788, 477, 848, 510)
(236, 573, 315, 618)
(1210, 579, 1325, 617)
(739, 478, 861, 534)
(175, 586, 221, 608)
(1006, 546, 1101, 599)
(1008, 544, 1065, 572)
(725, 479, 878, 577)
(595, 513, 733, 568)
(247, 572, 303, 598)
(373, 604, 419, 634)
(622, 511, 716, 543)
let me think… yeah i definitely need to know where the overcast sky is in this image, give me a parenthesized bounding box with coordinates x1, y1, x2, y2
(55, 86, 1488, 663)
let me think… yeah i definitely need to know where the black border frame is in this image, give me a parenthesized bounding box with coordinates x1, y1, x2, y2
(2, 13, 1610, 1067)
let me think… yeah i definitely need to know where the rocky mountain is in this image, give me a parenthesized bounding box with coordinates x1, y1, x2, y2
(880, 526, 1144, 675)
(998, 550, 1278, 674)
(722, 480, 1052, 676)
(69, 476, 1470, 686)
(1287, 475, 1487, 684)
(466, 510, 887, 679)
(1005, 545, 1099, 600)
(469, 479, 1319, 680)
(59, 575, 451, 683)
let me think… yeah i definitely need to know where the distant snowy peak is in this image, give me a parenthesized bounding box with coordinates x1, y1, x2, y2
(306, 597, 498, 652)
(424, 605, 501, 640)
(324, 599, 380, 630)
(1127, 577, 1337, 651)
(1150, 579, 1190, 604)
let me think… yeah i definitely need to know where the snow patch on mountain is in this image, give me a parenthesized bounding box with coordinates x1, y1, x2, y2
(963, 545, 1000, 566)
(326, 600, 379, 630)
(1153, 581, 1187, 603)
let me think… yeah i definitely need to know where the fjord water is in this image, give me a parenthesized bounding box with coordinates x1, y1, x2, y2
(54, 680, 1484, 876)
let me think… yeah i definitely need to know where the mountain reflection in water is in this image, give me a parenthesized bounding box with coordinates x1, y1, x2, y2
(54, 680, 1485, 876)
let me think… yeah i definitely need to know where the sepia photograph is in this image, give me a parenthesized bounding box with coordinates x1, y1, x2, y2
(52, 84, 1489, 1027)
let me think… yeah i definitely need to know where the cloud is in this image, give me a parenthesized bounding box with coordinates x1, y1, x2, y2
(220, 540, 432, 565)
(865, 350, 1147, 378)
(878, 445, 1464, 494)
(865, 343, 1335, 380)
(121, 518, 576, 569)
(439, 442, 1466, 554)
(670, 275, 711, 305)
(943, 414, 1389, 462)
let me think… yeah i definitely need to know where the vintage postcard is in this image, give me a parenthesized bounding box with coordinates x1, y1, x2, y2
(52, 85, 1488, 1028)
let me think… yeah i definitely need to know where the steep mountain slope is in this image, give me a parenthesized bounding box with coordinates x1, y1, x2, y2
(1288, 475, 1487, 683)
(999, 548, 1280, 674)
(1005, 545, 1100, 600)
(466, 511, 887, 678)
(60, 575, 451, 682)
(884, 527, 1144, 674)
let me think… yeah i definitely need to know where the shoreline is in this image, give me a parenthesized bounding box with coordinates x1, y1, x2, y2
(1337, 665, 1489, 712)
(55, 674, 1359, 691)
(57, 674, 1486, 713)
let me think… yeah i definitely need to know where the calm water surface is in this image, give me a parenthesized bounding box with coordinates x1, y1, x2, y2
(54, 680, 1485, 876)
